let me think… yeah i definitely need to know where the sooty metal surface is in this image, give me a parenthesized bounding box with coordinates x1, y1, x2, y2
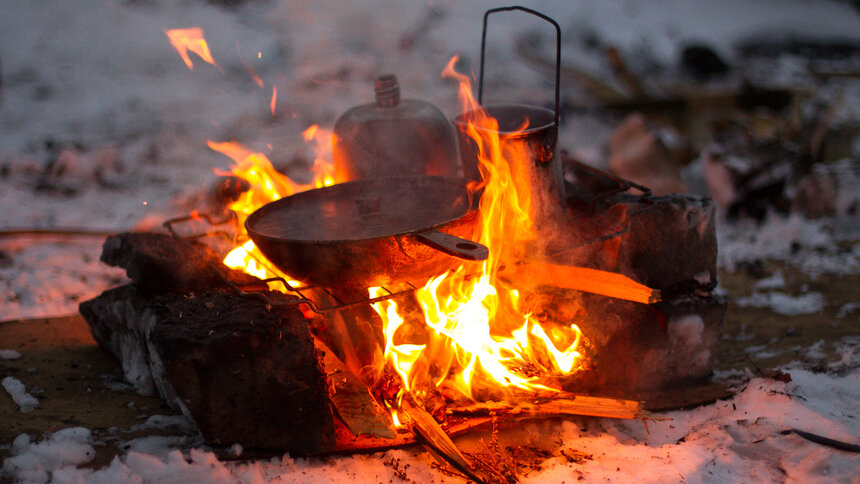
(248, 176, 474, 242)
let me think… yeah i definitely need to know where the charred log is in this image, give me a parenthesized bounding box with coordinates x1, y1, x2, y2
(80, 285, 336, 453)
(100, 232, 262, 293)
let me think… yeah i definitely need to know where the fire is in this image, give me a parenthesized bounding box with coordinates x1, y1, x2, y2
(165, 28, 220, 71)
(302, 125, 336, 188)
(205, 49, 587, 411)
(371, 56, 586, 403)
(210, 128, 335, 280)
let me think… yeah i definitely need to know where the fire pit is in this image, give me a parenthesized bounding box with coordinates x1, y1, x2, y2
(76, 6, 725, 480)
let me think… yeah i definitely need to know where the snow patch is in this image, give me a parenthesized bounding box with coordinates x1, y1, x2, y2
(1, 428, 95, 483)
(0, 349, 23, 360)
(1, 376, 39, 413)
(735, 291, 825, 316)
(753, 270, 785, 290)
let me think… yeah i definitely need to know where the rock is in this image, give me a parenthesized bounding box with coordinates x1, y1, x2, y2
(680, 44, 730, 82)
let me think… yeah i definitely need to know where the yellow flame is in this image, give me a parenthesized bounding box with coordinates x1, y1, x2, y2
(371, 56, 586, 401)
(302, 125, 336, 187)
(370, 288, 426, 392)
(210, 55, 587, 416)
(209, 131, 335, 280)
(165, 28, 220, 70)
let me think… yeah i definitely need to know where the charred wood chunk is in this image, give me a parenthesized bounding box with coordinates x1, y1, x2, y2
(563, 193, 717, 297)
(81, 285, 157, 394)
(619, 194, 718, 296)
(100, 232, 262, 293)
(80, 286, 336, 453)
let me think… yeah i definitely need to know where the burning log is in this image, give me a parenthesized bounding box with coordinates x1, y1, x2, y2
(82, 231, 413, 452)
(100, 232, 263, 293)
(81, 232, 346, 452)
(508, 261, 660, 304)
(447, 394, 646, 422)
(315, 339, 396, 439)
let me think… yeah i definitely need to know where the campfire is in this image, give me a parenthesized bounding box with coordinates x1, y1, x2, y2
(79, 7, 725, 482)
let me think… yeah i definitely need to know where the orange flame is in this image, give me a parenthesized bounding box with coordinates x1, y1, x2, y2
(165, 28, 220, 71)
(210, 55, 587, 414)
(210, 131, 334, 279)
(372, 56, 585, 402)
(302, 125, 336, 188)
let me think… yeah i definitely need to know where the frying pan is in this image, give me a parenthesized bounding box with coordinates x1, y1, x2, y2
(245, 175, 488, 288)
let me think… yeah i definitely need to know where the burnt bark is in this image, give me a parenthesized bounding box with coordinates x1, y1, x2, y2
(552, 192, 725, 393)
(100, 232, 262, 293)
(82, 231, 336, 452)
(80, 285, 336, 453)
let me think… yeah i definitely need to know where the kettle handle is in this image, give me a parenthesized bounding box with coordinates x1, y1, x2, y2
(478, 6, 561, 129)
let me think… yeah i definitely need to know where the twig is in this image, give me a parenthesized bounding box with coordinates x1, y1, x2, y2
(787, 429, 860, 453)
(399, 395, 487, 484)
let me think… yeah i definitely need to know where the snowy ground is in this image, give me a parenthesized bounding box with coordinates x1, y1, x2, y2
(1, 0, 859, 482)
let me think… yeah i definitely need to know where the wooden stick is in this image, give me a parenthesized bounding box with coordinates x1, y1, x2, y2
(313, 339, 397, 439)
(514, 262, 660, 304)
(399, 396, 487, 484)
(331, 394, 661, 454)
(449, 393, 652, 422)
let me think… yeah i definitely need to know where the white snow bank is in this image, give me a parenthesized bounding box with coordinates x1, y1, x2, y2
(1, 376, 39, 413)
(752, 270, 785, 291)
(523, 368, 860, 483)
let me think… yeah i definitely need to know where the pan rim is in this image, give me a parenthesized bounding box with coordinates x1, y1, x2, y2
(245, 175, 480, 244)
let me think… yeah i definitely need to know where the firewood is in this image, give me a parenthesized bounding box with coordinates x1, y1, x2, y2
(100, 232, 262, 293)
(510, 261, 660, 304)
(80, 285, 336, 453)
(447, 393, 650, 424)
(315, 339, 396, 439)
(399, 395, 487, 484)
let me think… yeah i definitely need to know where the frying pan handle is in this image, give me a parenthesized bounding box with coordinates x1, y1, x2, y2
(415, 231, 489, 261)
(478, 6, 561, 128)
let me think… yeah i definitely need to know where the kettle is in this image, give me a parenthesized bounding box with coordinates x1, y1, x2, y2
(332, 74, 460, 182)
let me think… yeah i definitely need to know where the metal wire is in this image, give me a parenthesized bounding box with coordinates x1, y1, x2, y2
(161, 155, 657, 314)
(162, 214, 418, 314)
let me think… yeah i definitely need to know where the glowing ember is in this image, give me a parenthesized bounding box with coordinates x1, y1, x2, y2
(270, 85, 278, 117)
(164, 28, 220, 71)
(236, 43, 264, 88)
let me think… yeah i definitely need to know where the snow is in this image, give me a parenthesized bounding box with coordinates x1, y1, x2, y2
(0, 349, 23, 360)
(717, 214, 860, 277)
(735, 291, 826, 316)
(1, 376, 39, 414)
(2, 429, 95, 483)
(2, 369, 858, 483)
(1, 0, 859, 482)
